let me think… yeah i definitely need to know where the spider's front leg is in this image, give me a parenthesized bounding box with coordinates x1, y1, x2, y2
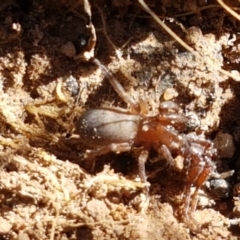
(182, 142, 216, 222)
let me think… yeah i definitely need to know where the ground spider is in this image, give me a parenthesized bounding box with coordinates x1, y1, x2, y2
(75, 58, 217, 225)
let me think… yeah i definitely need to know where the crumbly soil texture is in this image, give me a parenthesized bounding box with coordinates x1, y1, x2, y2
(1, 0, 240, 239)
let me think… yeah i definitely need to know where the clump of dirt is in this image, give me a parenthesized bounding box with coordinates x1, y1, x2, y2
(0, 0, 240, 239)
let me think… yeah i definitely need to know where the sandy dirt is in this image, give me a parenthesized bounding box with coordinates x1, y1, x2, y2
(0, 0, 240, 239)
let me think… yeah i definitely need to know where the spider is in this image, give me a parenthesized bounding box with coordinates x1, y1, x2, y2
(75, 58, 217, 225)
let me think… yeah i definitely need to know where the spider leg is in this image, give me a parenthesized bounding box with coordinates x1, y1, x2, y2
(93, 58, 140, 113)
(158, 144, 174, 166)
(132, 148, 150, 194)
(85, 143, 132, 170)
(190, 157, 214, 213)
(182, 143, 215, 224)
(138, 150, 149, 185)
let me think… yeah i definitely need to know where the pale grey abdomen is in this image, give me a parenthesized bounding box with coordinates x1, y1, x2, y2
(75, 108, 141, 146)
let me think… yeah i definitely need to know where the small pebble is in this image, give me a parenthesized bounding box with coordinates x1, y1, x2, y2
(61, 41, 76, 58)
(209, 179, 230, 198)
(213, 132, 235, 158)
(162, 88, 178, 101)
